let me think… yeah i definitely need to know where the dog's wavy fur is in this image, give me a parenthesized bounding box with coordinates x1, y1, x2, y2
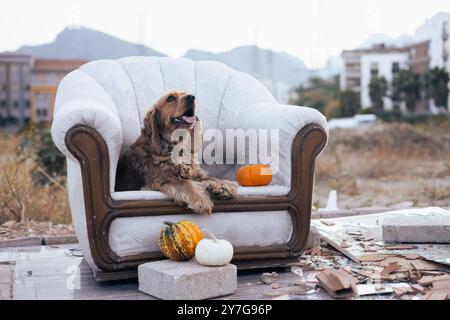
(115, 90, 236, 215)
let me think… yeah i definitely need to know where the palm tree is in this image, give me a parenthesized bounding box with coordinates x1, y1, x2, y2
(426, 67, 449, 109)
(369, 76, 388, 112)
(392, 70, 421, 113)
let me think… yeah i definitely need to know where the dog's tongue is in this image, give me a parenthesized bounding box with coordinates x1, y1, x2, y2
(182, 115, 196, 124)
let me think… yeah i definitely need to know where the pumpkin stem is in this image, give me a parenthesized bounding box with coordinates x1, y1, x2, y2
(202, 229, 217, 242)
(163, 221, 174, 226)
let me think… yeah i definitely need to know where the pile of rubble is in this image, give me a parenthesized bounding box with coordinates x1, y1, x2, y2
(0, 220, 74, 241)
(259, 207, 450, 300)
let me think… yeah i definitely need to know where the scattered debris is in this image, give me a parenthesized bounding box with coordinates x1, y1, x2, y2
(356, 284, 394, 296)
(309, 209, 450, 300)
(340, 240, 350, 248)
(0, 220, 74, 242)
(410, 284, 426, 294)
(381, 262, 401, 276)
(310, 246, 322, 256)
(418, 275, 450, 286)
(432, 280, 450, 289)
(320, 220, 335, 226)
(423, 291, 448, 300)
(260, 272, 278, 285)
(384, 245, 416, 250)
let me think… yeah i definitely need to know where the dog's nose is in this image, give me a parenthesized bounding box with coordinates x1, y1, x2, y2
(185, 94, 195, 102)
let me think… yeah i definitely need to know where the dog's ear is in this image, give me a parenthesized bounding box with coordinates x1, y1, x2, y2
(143, 108, 162, 152)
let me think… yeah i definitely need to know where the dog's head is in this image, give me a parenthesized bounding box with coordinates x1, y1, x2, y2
(143, 90, 199, 153)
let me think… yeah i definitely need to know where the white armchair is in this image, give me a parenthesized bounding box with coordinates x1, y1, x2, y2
(51, 57, 328, 281)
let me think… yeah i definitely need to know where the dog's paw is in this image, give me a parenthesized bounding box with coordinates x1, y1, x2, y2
(207, 181, 237, 200)
(188, 196, 214, 215)
(178, 165, 195, 179)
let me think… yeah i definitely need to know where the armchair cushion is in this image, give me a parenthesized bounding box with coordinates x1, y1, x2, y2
(109, 211, 293, 257)
(110, 185, 290, 201)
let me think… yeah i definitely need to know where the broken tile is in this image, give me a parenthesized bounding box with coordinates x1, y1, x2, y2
(359, 254, 392, 262)
(432, 280, 450, 290)
(310, 246, 322, 256)
(320, 220, 335, 226)
(418, 274, 450, 286)
(316, 269, 358, 299)
(410, 284, 426, 294)
(423, 290, 448, 300)
(381, 262, 401, 275)
(404, 254, 420, 260)
(384, 245, 416, 250)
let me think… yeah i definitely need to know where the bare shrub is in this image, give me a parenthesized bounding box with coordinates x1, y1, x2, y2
(0, 134, 70, 224)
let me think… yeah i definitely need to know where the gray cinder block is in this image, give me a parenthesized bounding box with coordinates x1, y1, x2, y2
(382, 211, 450, 243)
(138, 259, 237, 300)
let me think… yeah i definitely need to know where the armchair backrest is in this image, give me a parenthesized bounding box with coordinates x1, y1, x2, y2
(75, 57, 276, 152)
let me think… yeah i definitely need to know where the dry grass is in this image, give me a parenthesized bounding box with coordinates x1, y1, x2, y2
(314, 122, 450, 209)
(0, 133, 70, 225)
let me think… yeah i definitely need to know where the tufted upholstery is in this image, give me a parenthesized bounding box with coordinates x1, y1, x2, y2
(51, 57, 328, 271)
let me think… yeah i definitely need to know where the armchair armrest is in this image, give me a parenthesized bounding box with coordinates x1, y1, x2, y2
(51, 70, 123, 191)
(219, 102, 328, 186)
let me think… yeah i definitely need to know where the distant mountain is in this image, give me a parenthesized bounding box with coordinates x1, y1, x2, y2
(15, 26, 165, 60)
(184, 46, 310, 89)
(12, 27, 312, 102)
(309, 55, 343, 79)
(358, 33, 414, 49)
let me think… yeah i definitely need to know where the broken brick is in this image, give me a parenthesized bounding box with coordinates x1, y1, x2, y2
(316, 269, 358, 299)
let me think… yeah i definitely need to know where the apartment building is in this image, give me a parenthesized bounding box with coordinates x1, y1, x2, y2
(0, 53, 86, 129)
(341, 12, 448, 112)
(341, 42, 431, 111)
(31, 59, 86, 122)
(0, 54, 32, 127)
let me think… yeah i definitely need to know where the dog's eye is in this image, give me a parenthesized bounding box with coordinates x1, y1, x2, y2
(167, 95, 176, 103)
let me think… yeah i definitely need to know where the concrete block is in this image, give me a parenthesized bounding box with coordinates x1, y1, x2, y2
(0, 237, 42, 248)
(382, 209, 450, 243)
(138, 259, 237, 300)
(307, 225, 321, 248)
(43, 235, 78, 245)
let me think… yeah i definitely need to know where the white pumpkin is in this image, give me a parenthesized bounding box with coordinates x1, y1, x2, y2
(195, 229, 234, 266)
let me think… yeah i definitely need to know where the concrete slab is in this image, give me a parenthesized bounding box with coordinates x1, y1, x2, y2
(382, 208, 450, 243)
(138, 260, 237, 300)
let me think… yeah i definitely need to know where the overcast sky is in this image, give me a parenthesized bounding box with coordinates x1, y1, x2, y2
(1, 0, 449, 68)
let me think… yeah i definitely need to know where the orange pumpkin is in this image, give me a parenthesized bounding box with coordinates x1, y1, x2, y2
(159, 220, 203, 261)
(236, 164, 272, 187)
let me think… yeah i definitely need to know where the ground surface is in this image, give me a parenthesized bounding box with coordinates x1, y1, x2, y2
(0, 244, 369, 300)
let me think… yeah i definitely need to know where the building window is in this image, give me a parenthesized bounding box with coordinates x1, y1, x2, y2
(370, 62, 379, 77)
(392, 62, 400, 74)
(13, 101, 19, 108)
